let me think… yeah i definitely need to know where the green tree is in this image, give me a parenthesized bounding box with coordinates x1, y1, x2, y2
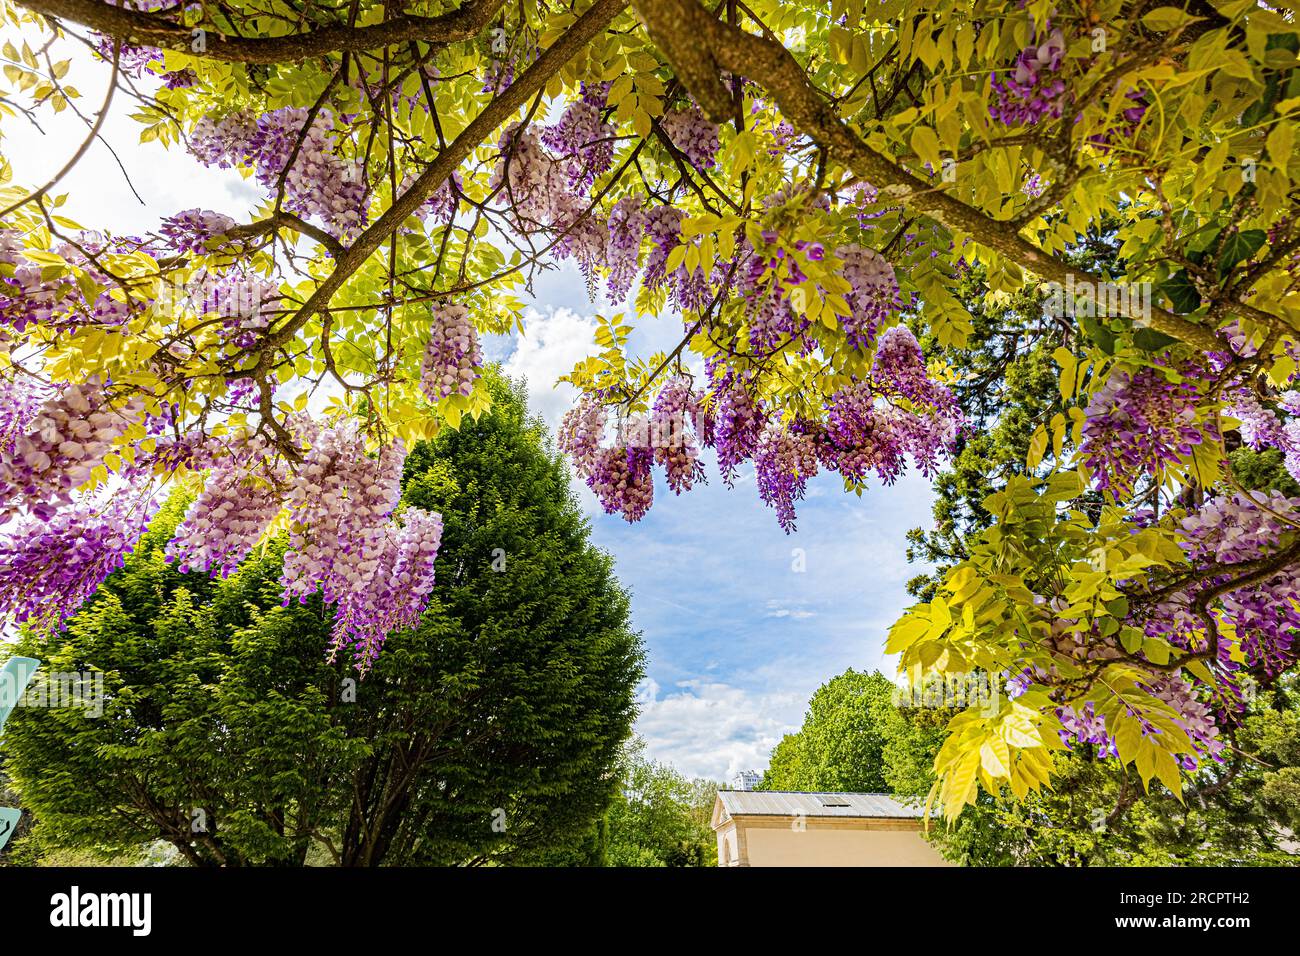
(892, 251, 1300, 863)
(762, 666, 1300, 865)
(760, 734, 806, 791)
(759, 670, 896, 792)
(604, 740, 717, 867)
(3, 372, 643, 866)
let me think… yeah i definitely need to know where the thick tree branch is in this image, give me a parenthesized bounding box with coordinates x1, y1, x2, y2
(222, 210, 347, 259)
(17, 0, 508, 64)
(634, 0, 1231, 354)
(260, 0, 629, 351)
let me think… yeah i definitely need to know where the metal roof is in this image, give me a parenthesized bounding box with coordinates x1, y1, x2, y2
(716, 790, 924, 819)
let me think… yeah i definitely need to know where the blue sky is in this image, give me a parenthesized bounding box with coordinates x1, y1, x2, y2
(489, 274, 936, 779)
(2, 41, 937, 781)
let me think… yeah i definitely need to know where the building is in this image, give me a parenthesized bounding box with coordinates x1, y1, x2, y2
(729, 770, 762, 791)
(711, 790, 951, 867)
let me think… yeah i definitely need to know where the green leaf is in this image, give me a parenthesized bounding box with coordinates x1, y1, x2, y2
(910, 126, 942, 171)
(1079, 313, 1117, 354)
(1134, 328, 1179, 352)
(1217, 229, 1267, 279)
(1141, 7, 1204, 32)
(1159, 271, 1202, 313)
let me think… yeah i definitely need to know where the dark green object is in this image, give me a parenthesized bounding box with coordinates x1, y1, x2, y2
(3, 372, 643, 866)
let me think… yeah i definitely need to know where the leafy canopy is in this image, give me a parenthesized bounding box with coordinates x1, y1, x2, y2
(1, 0, 1300, 818)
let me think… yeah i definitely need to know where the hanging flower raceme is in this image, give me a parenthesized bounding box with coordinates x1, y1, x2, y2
(650, 377, 706, 495)
(159, 208, 238, 255)
(643, 206, 711, 312)
(1053, 674, 1226, 770)
(1006, 599, 1229, 771)
(0, 379, 145, 523)
(0, 489, 159, 633)
(188, 112, 259, 168)
(278, 422, 403, 606)
(1225, 388, 1285, 450)
(1146, 491, 1300, 692)
(754, 418, 819, 532)
(0, 382, 450, 670)
(1080, 362, 1212, 498)
(558, 394, 608, 473)
(818, 382, 909, 486)
(1, 229, 156, 334)
(557, 326, 960, 530)
(331, 507, 445, 669)
(419, 304, 483, 402)
(839, 245, 902, 351)
(559, 400, 656, 522)
(606, 196, 647, 303)
(165, 433, 288, 578)
(707, 365, 762, 484)
(0, 376, 42, 457)
(189, 108, 369, 240)
(542, 99, 616, 191)
(661, 104, 720, 170)
(489, 123, 572, 230)
(990, 25, 1069, 126)
(588, 441, 656, 522)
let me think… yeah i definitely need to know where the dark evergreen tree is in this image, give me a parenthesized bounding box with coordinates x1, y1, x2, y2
(2, 371, 643, 866)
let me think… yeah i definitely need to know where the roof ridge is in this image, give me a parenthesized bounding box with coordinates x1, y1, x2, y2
(715, 790, 926, 819)
(717, 789, 911, 797)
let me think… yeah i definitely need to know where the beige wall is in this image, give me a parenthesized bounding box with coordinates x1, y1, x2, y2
(716, 816, 950, 867)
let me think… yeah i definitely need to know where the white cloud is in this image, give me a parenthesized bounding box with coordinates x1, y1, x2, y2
(497, 305, 609, 515)
(764, 599, 816, 620)
(634, 677, 805, 781)
(501, 306, 598, 433)
(0, 33, 254, 232)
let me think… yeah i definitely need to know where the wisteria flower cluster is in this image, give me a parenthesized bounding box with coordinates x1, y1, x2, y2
(331, 506, 444, 666)
(486, 96, 732, 308)
(165, 434, 288, 578)
(1, 229, 152, 334)
(0, 379, 144, 523)
(542, 98, 616, 191)
(1148, 490, 1300, 691)
(274, 421, 442, 667)
(419, 304, 483, 402)
(661, 105, 720, 170)
(606, 196, 648, 303)
(990, 25, 1069, 126)
(0, 376, 446, 669)
(839, 246, 903, 351)
(558, 325, 963, 530)
(0, 489, 159, 633)
(1080, 362, 1211, 498)
(0, 376, 42, 456)
(1224, 386, 1300, 483)
(189, 109, 369, 239)
(1009, 606, 1227, 770)
(650, 376, 706, 494)
(158, 208, 238, 254)
(1054, 674, 1227, 770)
